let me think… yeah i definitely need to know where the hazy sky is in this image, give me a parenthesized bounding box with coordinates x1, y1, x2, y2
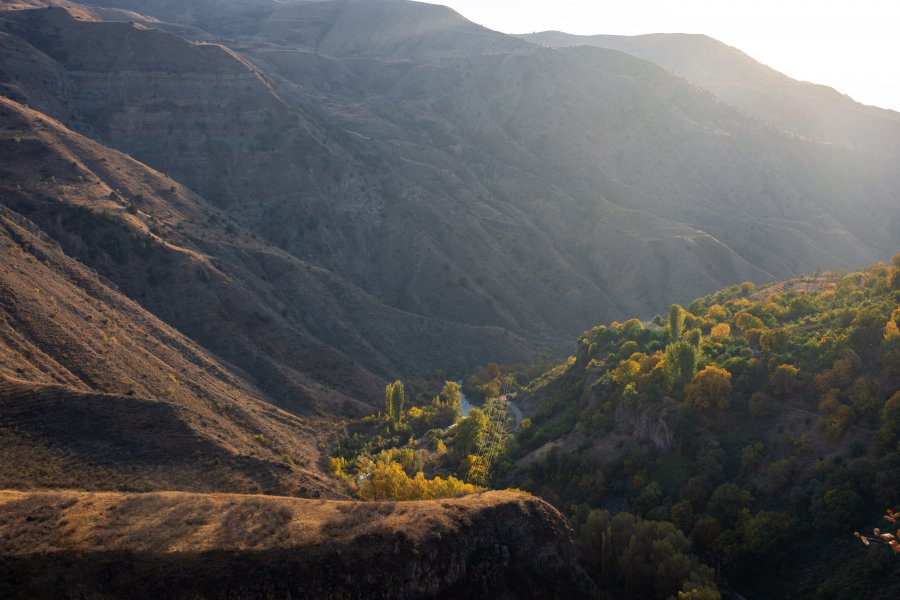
(424, 0, 900, 112)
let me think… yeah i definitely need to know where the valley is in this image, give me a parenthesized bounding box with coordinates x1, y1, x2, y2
(0, 0, 898, 598)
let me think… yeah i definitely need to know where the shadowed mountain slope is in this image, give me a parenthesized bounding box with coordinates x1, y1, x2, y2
(0, 199, 343, 496)
(1, 0, 898, 374)
(0, 94, 536, 410)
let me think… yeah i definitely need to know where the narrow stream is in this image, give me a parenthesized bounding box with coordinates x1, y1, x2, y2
(458, 385, 524, 428)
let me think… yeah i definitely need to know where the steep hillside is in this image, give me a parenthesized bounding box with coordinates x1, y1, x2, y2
(0, 489, 596, 599)
(522, 31, 900, 153)
(503, 258, 900, 598)
(0, 201, 341, 497)
(0, 95, 536, 410)
(2, 2, 896, 354)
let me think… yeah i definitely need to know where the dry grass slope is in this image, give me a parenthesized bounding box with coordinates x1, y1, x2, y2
(0, 489, 596, 599)
(0, 179, 344, 498)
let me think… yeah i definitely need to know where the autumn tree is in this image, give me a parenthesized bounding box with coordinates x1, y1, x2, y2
(684, 365, 732, 409)
(706, 304, 728, 321)
(710, 323, 731, 339)
(612, 359, 641, 387)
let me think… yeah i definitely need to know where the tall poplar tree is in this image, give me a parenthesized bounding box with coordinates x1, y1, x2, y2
(668, 304, 685, 342)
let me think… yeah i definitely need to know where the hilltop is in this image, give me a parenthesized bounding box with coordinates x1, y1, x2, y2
(0, 489, 596, 599)
(522, 31, 900, 153)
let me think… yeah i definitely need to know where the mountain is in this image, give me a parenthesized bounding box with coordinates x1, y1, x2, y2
(0, 168, 341, 497)
(0, 86, 536, 412)
(3, 1, 897, 360)
(0, 92, 587, 600)
(1, 2, 899, 596)
(521, 31, 900, 153)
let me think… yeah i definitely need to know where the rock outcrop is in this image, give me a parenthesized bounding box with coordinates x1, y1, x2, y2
(613, 396, 677, 450)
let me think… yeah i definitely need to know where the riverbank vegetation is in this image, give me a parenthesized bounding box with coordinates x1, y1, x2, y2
(327, 369, 524, 500)
(328, 256, 899, 598)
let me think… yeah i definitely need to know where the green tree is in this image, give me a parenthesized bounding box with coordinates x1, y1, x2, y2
(453, 408, 488, 458)
(384, 382, 394, 420)
(668, 304, 686, 342)
(384, 380, 405, 424)
(687, 329, 703, 348)
(664, 341, 700, 392)
(742, 511, 795, 555)
(708, 483, 753, 528)
(671, 500, 695, 534)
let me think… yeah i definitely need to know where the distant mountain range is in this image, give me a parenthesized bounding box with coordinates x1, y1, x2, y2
(1, 1, 898, 596)
(1, 0, 897, 458)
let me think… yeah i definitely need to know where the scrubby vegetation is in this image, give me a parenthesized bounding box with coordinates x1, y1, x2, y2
(331, 256, 899, 598)
(501, 256, 900, 598)
(328, 372, 521, 500)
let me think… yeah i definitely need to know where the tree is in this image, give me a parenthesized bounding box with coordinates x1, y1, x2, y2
(685, 366, 732, 409)
(748, 391, 769, 417)
(612, 359, 641, 387)
(668, 304, 686, 342)
(355, 458, 481, 500)
(440, 380, 461, 407)
(687, 329, 703, 348)
(771, 363, 800, 396)
(439, 380, 462, 421)
(384, 380, 405, 424)
(384, 382, 394, 420)
(594, 512, 718, 599)
(875, 390, 900, 451)
(743, 511, 795, 556)
(671, 500, 694, 534)
(664, 341, 699, 392)
(706, 304, 727, 321)
(735, 311, 764, 332)
(710, 323, 730, 339)
(453, 408, 488, 458)
(708, 483, 753, 528)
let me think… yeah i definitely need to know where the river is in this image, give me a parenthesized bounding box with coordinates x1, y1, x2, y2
(459, 385, 524, 428)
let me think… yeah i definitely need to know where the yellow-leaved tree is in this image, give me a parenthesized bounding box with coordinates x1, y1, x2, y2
(685, 365, 732, 409)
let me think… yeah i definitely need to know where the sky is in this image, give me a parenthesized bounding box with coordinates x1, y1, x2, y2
(423, 0, 900, 112)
